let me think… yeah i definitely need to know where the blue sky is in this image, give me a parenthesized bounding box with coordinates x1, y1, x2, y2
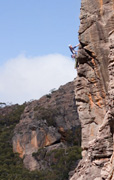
(0, 0, 81, 104)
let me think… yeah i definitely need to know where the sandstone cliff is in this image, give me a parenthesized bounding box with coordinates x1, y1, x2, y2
(71, 0, 114, 179)
(11, 1, 114, 179)
(12, 80, 81, 172)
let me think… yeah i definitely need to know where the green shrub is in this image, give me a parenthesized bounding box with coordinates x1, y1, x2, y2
(32, 146, 82, 180)
(63, 126, 81, 146)
(34, 106, 59, 127)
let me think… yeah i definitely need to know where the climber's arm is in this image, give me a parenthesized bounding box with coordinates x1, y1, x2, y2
(74, 43, 80, 49)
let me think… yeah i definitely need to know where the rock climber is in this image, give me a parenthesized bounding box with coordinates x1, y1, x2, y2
(69, 44, 79, 68)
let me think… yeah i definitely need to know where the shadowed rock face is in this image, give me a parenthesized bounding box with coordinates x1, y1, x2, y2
(70, 0, 114, 179)
(12, 81, 81, 171)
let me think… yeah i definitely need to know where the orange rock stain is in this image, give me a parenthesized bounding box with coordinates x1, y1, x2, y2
(45, 135, 52, 146)
(91, 58, 96, 66)
(97, 100, 102, 107)
(88, 94, 94, 108)
(100, 0, 103, 8)
(91, 59, 100, 79)
(89, 78, 96, 83)
(31, 131, 38, 148)
(90, 126, 94, 137)
(94, 92, 103, 108)
(59, 127, 65, 133)
(16, 140, 24, 158)
(99, 0, 103, 15)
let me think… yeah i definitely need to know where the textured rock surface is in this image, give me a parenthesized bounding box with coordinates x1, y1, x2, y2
(12, 80, 81, 170)
(70, 0, 114, 179)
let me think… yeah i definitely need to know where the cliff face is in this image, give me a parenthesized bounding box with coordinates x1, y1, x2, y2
(71, 0, 114, 179)
(11, 1, 114, 178)
(12, 81, 81, 171)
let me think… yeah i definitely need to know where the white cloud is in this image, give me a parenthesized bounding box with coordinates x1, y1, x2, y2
(0, 54, 76, 104)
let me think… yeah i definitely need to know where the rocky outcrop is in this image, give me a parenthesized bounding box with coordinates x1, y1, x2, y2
(70, 0, 114, 179)
(12, 81, 81, 171)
